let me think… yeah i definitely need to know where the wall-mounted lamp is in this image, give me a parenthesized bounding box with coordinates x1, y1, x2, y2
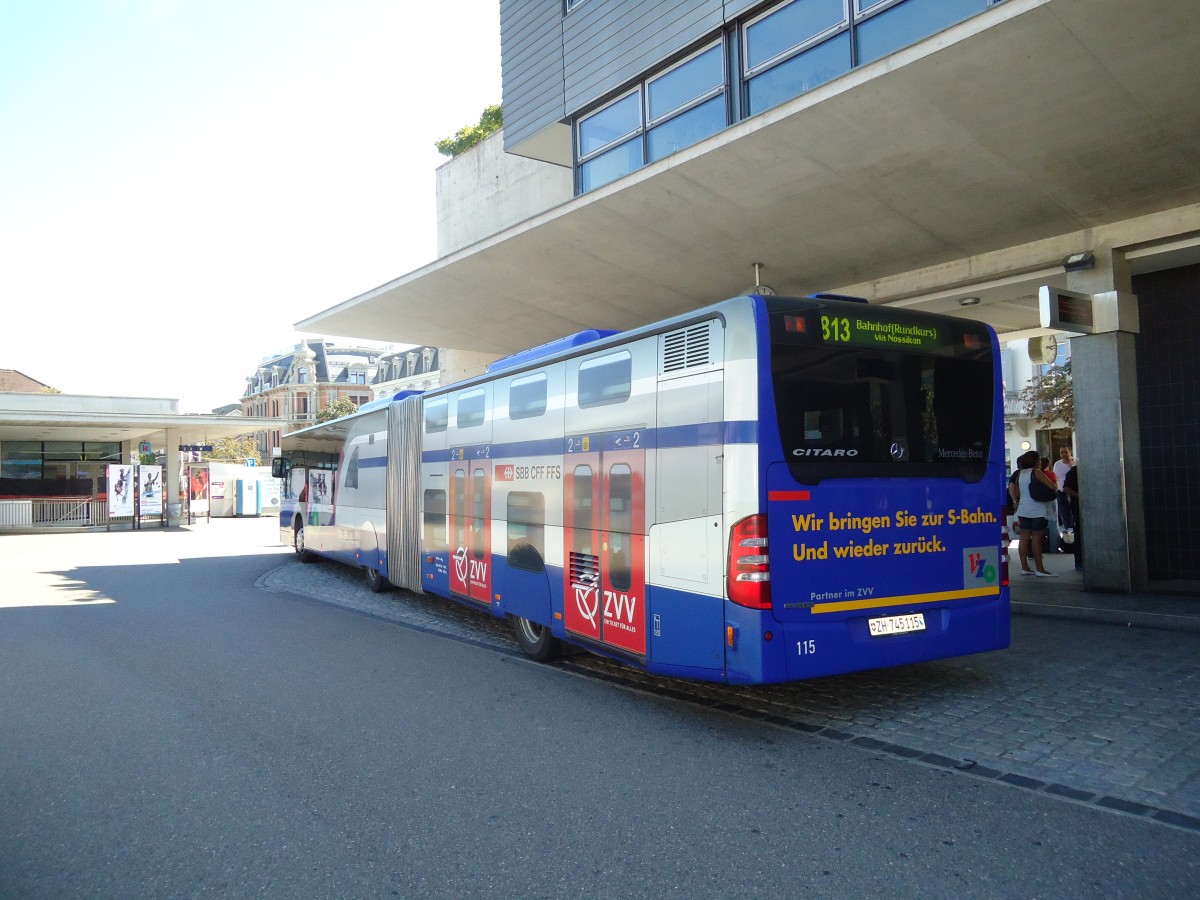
(1020, 441, 1032, 451)
(1063, 251, 1095, 272)
(959, 296, 981, 306)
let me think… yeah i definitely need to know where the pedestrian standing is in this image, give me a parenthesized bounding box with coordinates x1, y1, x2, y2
(1041, 456, 1061, 552)
(1053, 446, 1076, 539)
(1008, 450, 1058, 577)
(1063, 462, 1082, 571)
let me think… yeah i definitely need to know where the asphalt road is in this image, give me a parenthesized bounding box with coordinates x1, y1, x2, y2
(2, 521, 1197, 898)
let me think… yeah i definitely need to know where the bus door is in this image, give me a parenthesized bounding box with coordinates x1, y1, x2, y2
(449, 454, 492, 605)
(563, 434, 647, 658)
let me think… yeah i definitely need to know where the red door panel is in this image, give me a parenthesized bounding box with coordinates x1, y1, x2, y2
(449, 457, 491, 605)
(563, 433, 646, 658)
(563, 454, 601, 641)
(601, 451, 646, 656)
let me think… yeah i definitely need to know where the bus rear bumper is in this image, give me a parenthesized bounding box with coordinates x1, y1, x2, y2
(724, 595, 1011, 684)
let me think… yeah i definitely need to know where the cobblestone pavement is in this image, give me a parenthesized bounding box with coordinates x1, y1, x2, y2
(260, 556, 1200, 831)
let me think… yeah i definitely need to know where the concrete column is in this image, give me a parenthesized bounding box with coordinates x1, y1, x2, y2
(164, 427, 183, 526)
(1067, 252, 1146, 592)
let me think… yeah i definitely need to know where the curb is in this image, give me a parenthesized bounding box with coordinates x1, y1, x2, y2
(1012, 601, 1200, 634)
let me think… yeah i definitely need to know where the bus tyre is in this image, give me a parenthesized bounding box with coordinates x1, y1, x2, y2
(365, 566, 389, 593)
(293, 521, 314, 563)
(512, 616, 561, 662)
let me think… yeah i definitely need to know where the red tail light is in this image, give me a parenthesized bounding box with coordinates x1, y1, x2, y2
(728, 514, 772, 609)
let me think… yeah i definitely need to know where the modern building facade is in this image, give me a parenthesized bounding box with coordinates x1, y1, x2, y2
(299, 0, 1200, 591)
(0, 390, 277, 525)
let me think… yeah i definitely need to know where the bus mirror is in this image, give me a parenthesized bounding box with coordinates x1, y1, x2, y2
(271, 458, 287, 479)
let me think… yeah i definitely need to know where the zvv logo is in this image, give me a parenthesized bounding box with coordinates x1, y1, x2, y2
(574, 583, 599, 628)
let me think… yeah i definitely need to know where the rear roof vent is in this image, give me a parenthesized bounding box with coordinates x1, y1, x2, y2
(662, 322, 713, 373)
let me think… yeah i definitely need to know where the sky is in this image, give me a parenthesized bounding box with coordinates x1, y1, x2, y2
(0, 0, 502, 412)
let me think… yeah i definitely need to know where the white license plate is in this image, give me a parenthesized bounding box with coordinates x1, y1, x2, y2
(868, 613, 926, 637)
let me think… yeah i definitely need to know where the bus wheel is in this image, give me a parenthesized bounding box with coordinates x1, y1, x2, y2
(365, 566, 389, 593)
(293, 521, 314, 563)
(512, 616, 560, 662)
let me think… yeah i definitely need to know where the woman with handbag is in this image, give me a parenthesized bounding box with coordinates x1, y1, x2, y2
(1008, 450, 1058, 577)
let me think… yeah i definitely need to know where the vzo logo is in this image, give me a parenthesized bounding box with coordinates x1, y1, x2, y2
(968, 551, 997, 583)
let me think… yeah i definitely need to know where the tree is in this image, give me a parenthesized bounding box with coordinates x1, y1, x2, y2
(1018, 359, 1074, 429)
(206, 435, 261, 466)
(316, 396, 360, 424)
(435, 104, 503, 157)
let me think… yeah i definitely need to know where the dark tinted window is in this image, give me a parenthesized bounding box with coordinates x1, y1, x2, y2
(769, 302, 994, 482)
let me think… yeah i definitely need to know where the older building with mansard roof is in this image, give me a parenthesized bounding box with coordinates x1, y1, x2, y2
(239, 340, 446, 459)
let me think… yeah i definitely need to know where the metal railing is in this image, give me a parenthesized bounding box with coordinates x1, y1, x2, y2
(1004, 390, 1032, 418)
(31, 498, 107, 526)
(0, 498, 165, 530)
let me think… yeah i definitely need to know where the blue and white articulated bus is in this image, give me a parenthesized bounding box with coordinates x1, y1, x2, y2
(274, 294, 1009, 685)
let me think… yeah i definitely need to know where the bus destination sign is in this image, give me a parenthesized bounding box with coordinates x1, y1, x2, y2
(820, 313, 941, 351)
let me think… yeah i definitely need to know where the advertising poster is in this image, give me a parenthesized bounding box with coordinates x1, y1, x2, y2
(140, 465, 163, 516)
(189, 466, 210, 515)
(307, 469, 332, 523)
(107, 464, 135, 517)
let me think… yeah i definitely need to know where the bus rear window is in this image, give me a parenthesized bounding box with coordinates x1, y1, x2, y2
(770, 316, 993, 483)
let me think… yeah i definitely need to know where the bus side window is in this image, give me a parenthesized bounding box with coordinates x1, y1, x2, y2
(344, 448, 360, 489)
(472, 467, 487, 559)
(509, 373, 547, 420)
(572, 466, 595, 557)
(578, 352, 631, 408)
(424, 489, 447, 552)
(507, 491, 545, 572)
(608, 463, 632, 592)
(425, 399, 448, 433)
(452, 470, 466, 550)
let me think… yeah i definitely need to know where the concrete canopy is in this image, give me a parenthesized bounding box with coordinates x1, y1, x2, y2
(0, 394, 277, 448)
(298, 0, 1200, 353)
